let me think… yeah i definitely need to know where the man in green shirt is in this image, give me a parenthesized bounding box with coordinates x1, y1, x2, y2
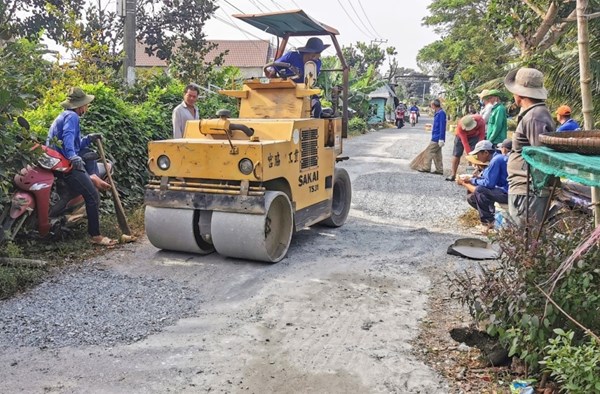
(484, 89, 507, 146)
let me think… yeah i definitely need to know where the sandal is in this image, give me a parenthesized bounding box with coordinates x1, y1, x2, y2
(91, 236, 118, 246)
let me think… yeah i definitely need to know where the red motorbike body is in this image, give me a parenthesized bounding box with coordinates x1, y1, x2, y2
(4, 146, 81, 238)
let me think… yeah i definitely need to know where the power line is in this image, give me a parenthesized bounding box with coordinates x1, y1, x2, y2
(357, 0, 382, 39)
(347, 0, 378, 39)
(222, 0, 243, 13)
(269, 0, 286, 11)
(335, 0, 373, 40)
(216, 8, 265, 50)
(249, 0, 265, 12)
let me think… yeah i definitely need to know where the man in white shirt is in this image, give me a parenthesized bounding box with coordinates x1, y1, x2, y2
(172, 84, 200, 138)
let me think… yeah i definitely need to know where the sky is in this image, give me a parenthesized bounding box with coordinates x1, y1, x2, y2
(205, 0, 439, 71)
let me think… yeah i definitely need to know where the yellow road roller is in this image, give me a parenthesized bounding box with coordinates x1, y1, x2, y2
(144, 10, 351, 262)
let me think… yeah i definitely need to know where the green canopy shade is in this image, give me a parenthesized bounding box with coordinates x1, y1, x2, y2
(233, 9, 339, 37)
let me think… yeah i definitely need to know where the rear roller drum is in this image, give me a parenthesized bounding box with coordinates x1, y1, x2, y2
(145, 206, 214, 254)
(321, 167, 352, 227)
(211, 191, 294, 263)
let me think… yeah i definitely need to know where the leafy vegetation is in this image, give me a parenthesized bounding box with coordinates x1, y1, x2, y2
(449, 213, 600, 390)
(541, 330, 600, 394)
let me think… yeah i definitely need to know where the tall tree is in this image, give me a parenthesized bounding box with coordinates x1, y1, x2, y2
(342, 42, 386, 76)
(136, 0, 224, 84)
(0, 0, 86, 45)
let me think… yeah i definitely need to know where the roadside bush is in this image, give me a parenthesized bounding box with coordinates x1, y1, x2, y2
(449, 213, 600, 383)
(541, 330, 600, 394)
(348, 116, 368, 135)
(0, 39, 54, 205)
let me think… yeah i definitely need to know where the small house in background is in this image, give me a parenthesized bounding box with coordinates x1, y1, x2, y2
(367, 83, 397, 124)
(135, 40, 275, 79)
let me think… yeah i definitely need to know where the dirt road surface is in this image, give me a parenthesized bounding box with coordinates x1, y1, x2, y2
(0, 117, 475, 393)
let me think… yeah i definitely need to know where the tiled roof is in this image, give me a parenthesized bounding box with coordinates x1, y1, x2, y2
(136, 40, 273, 68)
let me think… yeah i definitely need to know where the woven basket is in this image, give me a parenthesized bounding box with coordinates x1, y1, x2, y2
(539, 131, 600, 155)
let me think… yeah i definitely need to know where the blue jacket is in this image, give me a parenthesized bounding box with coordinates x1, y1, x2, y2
(471, 152, 509, 193)
(46, 110, 92, 160)
(431, 109, 446, 142)
(274, 51, 322, 81)
(557, 118, 580, 132)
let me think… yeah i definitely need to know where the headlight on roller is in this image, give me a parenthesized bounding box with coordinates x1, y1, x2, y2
(157, 155, 171, 170)
(238, 158, 254, 175)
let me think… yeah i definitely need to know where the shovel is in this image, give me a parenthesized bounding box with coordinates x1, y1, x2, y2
(96, 139, 132, 236)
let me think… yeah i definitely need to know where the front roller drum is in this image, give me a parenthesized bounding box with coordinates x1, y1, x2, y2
(145, 206, 214, 254)
(211, 191, 294, 263)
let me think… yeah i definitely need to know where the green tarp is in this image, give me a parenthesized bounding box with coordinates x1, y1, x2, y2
(522, 146, 600, 189)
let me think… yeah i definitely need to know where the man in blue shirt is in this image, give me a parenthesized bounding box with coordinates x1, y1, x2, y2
(410, 99, 446, 174)
(47, 87, 116, 246)
(456, 140, 509, 231)
(265, 37, 329, 82)
(555, 105, 580, 132)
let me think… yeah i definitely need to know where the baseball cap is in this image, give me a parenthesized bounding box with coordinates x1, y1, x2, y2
(556, 105, 572, 116)
(497, 138, 513, 150)
(469, 140, 494, 155)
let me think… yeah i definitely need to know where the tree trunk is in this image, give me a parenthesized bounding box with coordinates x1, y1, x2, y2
(576, 0, 600, 226)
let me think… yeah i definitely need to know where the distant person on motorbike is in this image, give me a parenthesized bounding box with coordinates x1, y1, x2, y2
(409, 102, 420, 122)
(46, 87, 116, 246)
(395, 102, 407, 128)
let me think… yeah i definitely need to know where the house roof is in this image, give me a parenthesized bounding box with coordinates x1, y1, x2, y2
(368, 84, 397, 99)
(135, 40, 273, 68)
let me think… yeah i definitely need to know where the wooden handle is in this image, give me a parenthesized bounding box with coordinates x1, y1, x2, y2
(96, 139, 132, 235)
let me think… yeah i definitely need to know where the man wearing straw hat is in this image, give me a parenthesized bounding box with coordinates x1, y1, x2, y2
(477, 89, 494, 123)
(47, 87, 117, 246)
(446, 114, 486, 182)
(503, 67, 555, 227)
(483, 89, 507, 146)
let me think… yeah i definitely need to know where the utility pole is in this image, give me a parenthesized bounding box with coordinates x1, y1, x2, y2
(122, 0, 136, 86)
(370, 39, 388, 46)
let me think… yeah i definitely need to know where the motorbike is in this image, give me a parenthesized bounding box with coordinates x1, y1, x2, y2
(396, 111, 405, 129)
(0, 118, 112, 243)
(410, 111, 418, 127)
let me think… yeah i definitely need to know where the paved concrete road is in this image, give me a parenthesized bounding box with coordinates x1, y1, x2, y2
(1, 118, 473, 393)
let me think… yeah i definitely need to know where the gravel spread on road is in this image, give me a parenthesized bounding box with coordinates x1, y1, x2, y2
(0, 265, 202, 348)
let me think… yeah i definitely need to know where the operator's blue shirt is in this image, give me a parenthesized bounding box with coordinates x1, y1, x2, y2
(557, 118, 580, 132)
(409, 105, 419, 113)
(431, 108, 446, 142)
(471, 151, 509, 193)
(274, 51, 322, 81)
(46, 110, 92, 159)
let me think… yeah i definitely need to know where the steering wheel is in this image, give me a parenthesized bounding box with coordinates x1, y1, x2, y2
(263, 62, 300, 80)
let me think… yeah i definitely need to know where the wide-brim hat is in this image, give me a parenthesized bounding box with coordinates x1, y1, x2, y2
(504, 68, 548, 100)
(297, 37, 330, 53)
(460, 115, 477, 131)
(61, 87, 95, 109)
(481, 89, 503, 99)
(466, 155, 489, 167)
(476, 89, 490, 99)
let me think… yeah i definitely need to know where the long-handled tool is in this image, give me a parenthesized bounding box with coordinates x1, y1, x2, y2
(96, 139, 132, 236)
